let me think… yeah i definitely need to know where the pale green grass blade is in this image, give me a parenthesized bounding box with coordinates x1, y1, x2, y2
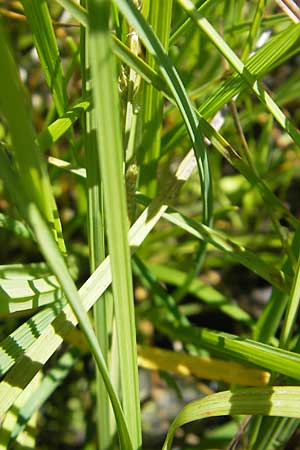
(0, 148, 132, 450)
(82, 18, 114, 449)
(176, 0, 300, 147)
(0, 276, 62, 315)
(115, 0, 212, 225)
(162, 387, 300, 450)
(47, 156, 87, 178)
(87, 0, 141, 446)
(0, 27, 66, 254)
(20, 0, 67, 115)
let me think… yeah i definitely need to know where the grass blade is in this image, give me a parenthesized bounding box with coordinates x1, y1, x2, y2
(20, 0, 67, 115)
(0, 25, 66, 254)
(87, 0, 141, 446)
(162, 387, 300, 450)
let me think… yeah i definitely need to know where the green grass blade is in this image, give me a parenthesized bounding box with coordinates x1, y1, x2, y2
(87, 0, 141, 446)
(0, 26, 66, 254)
(20, 0, 67, 115)
(82, 17, 114, 449)
(0, 263, 49, 280)
(37, 99, 90, 151)
(160, 321, 300, 381)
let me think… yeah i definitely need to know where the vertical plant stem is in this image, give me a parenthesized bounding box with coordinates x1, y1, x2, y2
(87, 1, 142, 448)
(81, 18, 115, 449)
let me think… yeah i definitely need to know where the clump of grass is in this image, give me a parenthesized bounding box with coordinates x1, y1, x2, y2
(0, 1, 300, 449)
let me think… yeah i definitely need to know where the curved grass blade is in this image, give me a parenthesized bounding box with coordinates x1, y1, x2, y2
(162, 387, 300, 450)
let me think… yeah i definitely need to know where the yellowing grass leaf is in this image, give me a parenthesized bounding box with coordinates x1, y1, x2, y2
(137, 346, 270, 386)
